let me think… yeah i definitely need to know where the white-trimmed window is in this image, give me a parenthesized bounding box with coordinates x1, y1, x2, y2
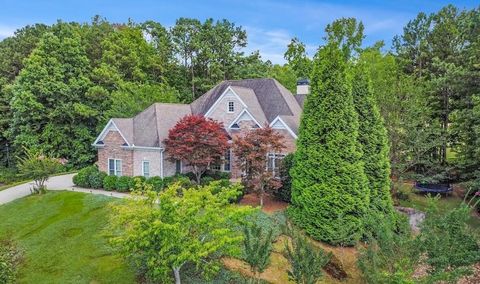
(267, 153, 285, 177)
(223, 149, 231, 172)
(175, 160, 182, 174)
(228, 101, 235, 113)
(108, 158, 122, 176)
(142, 160, 150, 178)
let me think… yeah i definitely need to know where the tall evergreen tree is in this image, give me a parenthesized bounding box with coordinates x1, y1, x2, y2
(289, 43, 369, 245)
(352, 63, 394, 216)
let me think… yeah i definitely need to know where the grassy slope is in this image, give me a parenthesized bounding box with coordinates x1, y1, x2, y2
(0, 191, 135, 284)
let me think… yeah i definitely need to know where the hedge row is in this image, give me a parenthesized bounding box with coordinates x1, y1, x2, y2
(73, 166, 231, 192)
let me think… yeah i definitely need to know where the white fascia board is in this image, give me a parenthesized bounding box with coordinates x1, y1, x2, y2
(269, 116, 298, 139)
(92, 119, 131, 147)
(228, 108, 263, 129)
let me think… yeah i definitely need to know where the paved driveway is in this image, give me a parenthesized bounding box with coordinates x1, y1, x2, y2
(0, 173, 129, 205)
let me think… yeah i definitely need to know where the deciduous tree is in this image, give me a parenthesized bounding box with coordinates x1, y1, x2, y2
(232, 127, 285, 207)
(109, 182, 254, 284)
(164, 115, 229, 184)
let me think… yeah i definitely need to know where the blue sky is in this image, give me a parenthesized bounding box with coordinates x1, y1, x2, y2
(0, 0, 477, 63)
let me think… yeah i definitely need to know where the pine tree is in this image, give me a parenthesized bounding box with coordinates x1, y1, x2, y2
(289, 43, 369, 245)
(352, 63, 394, 217)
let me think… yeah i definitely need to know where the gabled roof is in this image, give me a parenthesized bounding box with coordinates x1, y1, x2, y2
(94, 78, 305, 147)
(191, 78, 300, 123)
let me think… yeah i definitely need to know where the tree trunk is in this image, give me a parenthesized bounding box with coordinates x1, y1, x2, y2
(173, 267, 181, 284)
(196, 172, 201, 185)
(259, 188, 264, 207)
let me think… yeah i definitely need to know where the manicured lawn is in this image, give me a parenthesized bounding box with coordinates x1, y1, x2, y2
(0, 191, 136, 283)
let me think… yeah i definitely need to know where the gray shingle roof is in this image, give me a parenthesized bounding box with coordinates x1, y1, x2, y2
(108, 78, 305, 147)
(191, 78, 298, 122)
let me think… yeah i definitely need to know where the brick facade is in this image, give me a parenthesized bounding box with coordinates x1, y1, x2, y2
(97, 131, 134, 176)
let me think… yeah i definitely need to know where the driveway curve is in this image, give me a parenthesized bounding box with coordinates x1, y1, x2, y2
(0, 173, 128, 205)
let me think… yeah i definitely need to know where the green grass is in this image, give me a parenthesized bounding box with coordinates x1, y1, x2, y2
(397, 183, 480, 232)
(0, 191, 135, 284)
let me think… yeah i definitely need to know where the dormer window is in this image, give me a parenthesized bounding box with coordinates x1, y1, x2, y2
(228, 101, 235, 113)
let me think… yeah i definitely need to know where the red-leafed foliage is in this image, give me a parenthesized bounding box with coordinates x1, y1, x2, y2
(232, 127, 285, 207)
(164, 115, 229, 184)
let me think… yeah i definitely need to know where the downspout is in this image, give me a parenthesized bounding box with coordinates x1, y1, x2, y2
(160, 149, 164, 179)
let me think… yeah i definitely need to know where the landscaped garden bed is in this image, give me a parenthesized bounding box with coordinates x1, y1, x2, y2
(72, 165, 231, 193)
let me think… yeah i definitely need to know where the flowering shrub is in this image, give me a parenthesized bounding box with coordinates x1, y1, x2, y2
(17, 147, 63, 194)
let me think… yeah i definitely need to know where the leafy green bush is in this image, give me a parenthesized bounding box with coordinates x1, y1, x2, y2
(358, 213, 416, 284)
(275, 153, 294, 203)
(88, 171, 107, 189)
(186, 170, 231, 182)
(133, 176, 146, 183)
(200, 176, 215, 185)
(116, 176, 132, 192)
(417, 199, 480, 281)
(146, 176, 164, 192)
(0, 239, 22, 284)
(0, 168, 22, 185)
(163, 174, 192, 188)
(103, 175, 118, 191)
(73, 166, 98, 188)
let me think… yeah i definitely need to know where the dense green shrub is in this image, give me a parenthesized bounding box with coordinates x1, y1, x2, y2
(116, 176, 132, 192)
(103, 175, 118, 191)
(352, 63, 393, 217)
(289, 44, 369, 245)
(163, 174, 192, 188)
(0, 239, 22, 284)
(146, 176, 164, 192)
(88, 171, 107, 189)
(129, 176, 146, 189)
(358, 213, 416, 284)
(73, 166, 98, 188)
(275, 153, 294, 202)
(417, 200, 480, 281)
(205, 170, 231, 180)
(200, 176, 215, 185)
(359, 199, 480, 283)
(0, 168, 22, 185)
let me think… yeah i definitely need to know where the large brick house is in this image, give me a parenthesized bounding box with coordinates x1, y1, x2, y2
(92, 78, 309, 179)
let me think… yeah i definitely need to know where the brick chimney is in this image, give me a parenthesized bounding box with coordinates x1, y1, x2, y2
(296, 78, 310, 95)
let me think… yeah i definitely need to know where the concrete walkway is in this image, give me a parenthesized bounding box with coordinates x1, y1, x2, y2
(0, 173, 129, 205)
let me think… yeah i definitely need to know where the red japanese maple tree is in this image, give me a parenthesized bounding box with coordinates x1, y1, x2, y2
(164, 115, 229, 184)
(232, 127, 285, 207)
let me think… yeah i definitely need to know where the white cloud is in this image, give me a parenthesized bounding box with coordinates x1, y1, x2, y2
(244, 26, 293, 64)
(241, 0, 411, 63)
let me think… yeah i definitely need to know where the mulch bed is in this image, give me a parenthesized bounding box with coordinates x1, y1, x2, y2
(239, 193, 288, 213)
